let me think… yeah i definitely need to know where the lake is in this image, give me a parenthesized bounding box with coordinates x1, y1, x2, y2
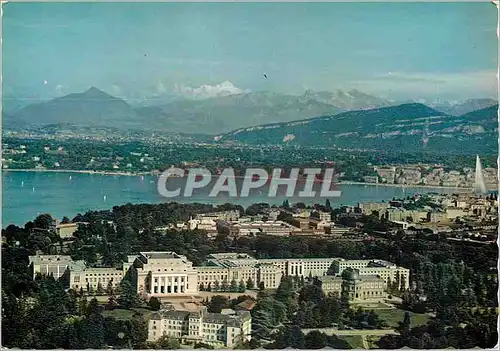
(2, 170, 463, 227)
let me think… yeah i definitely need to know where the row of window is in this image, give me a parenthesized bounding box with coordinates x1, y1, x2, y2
(152, 285, 187, 294)
(152, 331, 182, 338)
(360, 283, 384, 288)
(154, 319, 182, 325)
(155, 268, 188, 272)
(153, 276, 186, 284)
(86, 272, 121, 277)
(156, 320, 227, 330)
(84, 277, 114, 283)
(324, 284, 342, 289)
(198, 275, 229, 281)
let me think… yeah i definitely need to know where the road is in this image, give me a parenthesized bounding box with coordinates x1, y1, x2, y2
(302, 328, 399, 336)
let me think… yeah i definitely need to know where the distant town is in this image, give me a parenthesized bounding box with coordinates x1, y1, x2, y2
(2, 136, 497, 190)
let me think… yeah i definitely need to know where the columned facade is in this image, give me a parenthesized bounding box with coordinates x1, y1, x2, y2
(150, 274, 190, 294)
(133, 252, 198, 297)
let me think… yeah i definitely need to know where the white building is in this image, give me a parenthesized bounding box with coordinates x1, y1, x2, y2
(55, 222, 79, 239)
(28, 255, 73, 280)
(196, 210, 240, 222)
(331, 259, 410, 289)
(231, 220, 299, 237)
(197, 253, 283, 290)
(128, 252, 199, 298)
(148, 303, 251, 348)
(31, 251, 410, 296)
(319, 211, 332, 222)
(68, 260, 125, 291)
(188, 218, 217, 231)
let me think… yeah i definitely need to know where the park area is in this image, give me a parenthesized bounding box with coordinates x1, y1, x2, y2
(102, 307, 153, 321)
(373, 308, 430, 328)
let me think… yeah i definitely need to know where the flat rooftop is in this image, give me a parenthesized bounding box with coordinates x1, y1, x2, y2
(29, 255, 73, 264)
(207, 253, 255, 260)
(140, 252, 181, 260)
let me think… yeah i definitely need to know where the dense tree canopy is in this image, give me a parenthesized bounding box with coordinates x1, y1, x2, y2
(1, 200, 497, 349)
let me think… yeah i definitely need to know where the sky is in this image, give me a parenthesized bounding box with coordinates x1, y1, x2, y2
(3, 2, 498, 104)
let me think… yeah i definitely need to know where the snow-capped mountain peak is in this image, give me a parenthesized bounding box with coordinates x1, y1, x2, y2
(174, 81, 250, 100)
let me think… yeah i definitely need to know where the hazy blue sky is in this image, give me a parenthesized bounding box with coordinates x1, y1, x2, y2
(3, 2, 497, 103)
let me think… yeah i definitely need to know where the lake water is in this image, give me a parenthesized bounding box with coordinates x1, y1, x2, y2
(2, 171, 462, 227)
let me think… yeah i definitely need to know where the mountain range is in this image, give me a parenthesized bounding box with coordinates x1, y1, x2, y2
(3, 86, 497, 154)
(135, 91, 345, 134)
(429, 98, 498, 116)
(218, 103, 498, 154)
(302, 89, 392, 110)
(4, 86, 394, 134)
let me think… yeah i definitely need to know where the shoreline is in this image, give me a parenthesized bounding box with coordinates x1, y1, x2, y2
(338, 181, 476, 191)
(3, 168, 486, 191)
(2, 168, 154, 177)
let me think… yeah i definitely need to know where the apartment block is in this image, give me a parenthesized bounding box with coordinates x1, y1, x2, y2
(230, 220, 299, 237)
(195, 210, 240, 222)
(375, 167, 396, 184)
(357, 202, 390, 216)
(148, 303, 251, 348)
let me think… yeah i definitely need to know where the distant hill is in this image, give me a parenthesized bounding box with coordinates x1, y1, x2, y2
(431, 98, 497, 116)
(217, 103, 497, 154)
(5, 87, 497, 147)
(6, 88, 395, 134)
(10, 88, 343, 134)
(14, 87, 142, 129)
(302, 89, 392, 110)
(135, 91, 343, 134)
(459, 103, 498, 122)
(2, 112, 27, 130)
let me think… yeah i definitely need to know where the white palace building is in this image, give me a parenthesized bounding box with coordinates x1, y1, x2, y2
(29, 251, 410, 297)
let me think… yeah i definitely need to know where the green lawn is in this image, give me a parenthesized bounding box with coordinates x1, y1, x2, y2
(373, 308, 430, 328)
(102, 308, 153, 320)
(338, 335, 365, 349)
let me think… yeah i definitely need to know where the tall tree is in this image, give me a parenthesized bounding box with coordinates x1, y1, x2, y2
(80, 298, 105, 348)
(129, 313, 148, 348)
(148, 296, 162, 311)
(230, 279, 238, 292)
(305, 330, 328, 349)
(397, 311, 411, 339)
(274, 325, 305, 349)
(207, 295, 228, 313)
(239, 279, 246, 293)
(106, 280, 114, 295)
(117, 280, 139, 309)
